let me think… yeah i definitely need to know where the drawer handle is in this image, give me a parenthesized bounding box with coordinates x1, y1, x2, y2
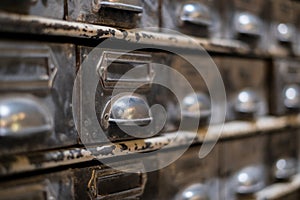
(101, 95, 152, 129)
(175, 183, 209, 200)
(0, 94, 53, 138)
(179, 3, 212, 26)
(274, 158, 297, 180)
(276, 23, 295, 42)
(92, 0, 143, 13)
(88, 163, 147, 199)
(0, 43, 57, 91)
(235, 166, 265, 194)
(283, 84, 300, 109)
(97, 51, 154, 89)
(182, 92, 211, 120)
(234, 12, 262, 36)
(234, 88, 262, 115)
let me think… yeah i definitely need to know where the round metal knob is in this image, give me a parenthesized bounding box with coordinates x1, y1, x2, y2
(182, 92, 211, 119)
(273, 158, 297, 180)
(0, 95, 53, 138)
(283, 84, 300, 109)
(180, 3, 212, 26)
(234, 89, 261, 115)
(235, 12, 262, 36)
(102, 95, 152, 129)
(235, 166, 265, 194)
(276, 23, 295, 42)
(175, 183, 209, 200)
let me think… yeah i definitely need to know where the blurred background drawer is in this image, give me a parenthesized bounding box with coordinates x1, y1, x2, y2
(161, 0, 222, 38)
(217, 57, 268, 121)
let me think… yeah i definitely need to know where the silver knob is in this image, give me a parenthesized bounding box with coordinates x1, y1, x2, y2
(182, 92, 211, 120)
(283, 84, 300, 109)
(0, 95, 53, 138)
(234, 89, 262, 115)
(175, 183, 209, 200)
(273, 158, 297, 180)
(102, 95, 152, 129)
(179, 3, 212, 26)
(234, 12, 262, 36)
(235, 166, 265, 194)
(276, 23, 295, 42)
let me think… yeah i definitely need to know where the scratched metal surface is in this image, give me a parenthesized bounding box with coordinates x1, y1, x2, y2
(0, 114, 299, 177)
(0, 11, 251, 54)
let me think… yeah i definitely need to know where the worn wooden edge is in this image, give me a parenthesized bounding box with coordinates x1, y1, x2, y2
(0, 12, 251, 54)
(0, 114, 299, 177)
(255, 174, 300, 200)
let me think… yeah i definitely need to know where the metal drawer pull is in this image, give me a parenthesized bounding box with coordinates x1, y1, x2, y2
(97, 51, 153, 89)
(235, 166, 265, 194)
(92, 0, 143, 13)
(234, 89, 262, 114)
(273, 158, 297, 180)
(283, 84, 300, 109)
(179, 3, 212, 26)
(0, 44, 57, 91)
(101, 95, 152, 129)
(88, 163, 147, 199)
(276, 23, 295, 42)
(175, 183, 209, 200)
(234, 12, 262, 36)
(182, 92, 211, 119)
(0, 95, 53, 138)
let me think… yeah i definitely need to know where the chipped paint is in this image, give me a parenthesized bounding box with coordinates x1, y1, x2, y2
(0, 11, 251, 54)
(1, 115, 300, 177)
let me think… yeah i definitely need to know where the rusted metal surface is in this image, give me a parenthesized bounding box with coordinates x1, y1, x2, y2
(0, 114, 299, 177)
(0, 11, 250, 54)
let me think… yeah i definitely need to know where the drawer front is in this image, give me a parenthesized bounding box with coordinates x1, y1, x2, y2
(0, 41, 77, 155)
(267, 130, 298, 182)
(168, 55, 222, 127)
(292, 2, 300, 56)
(267, 0, 296, 55)
(0, 0, 64, 19)
(220, 135, 268, 200)
(218, 57, 268, 120)
(76, 47, 170, 143)
(73, 158, 151, 200)
(233, 0, 265, 14)
(157, 146, 220, 200)
(67, 0, 158, 28)
(224, 0, 266, 48)
(271, 59, 300, 115)
(271, 0, 294, 23)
